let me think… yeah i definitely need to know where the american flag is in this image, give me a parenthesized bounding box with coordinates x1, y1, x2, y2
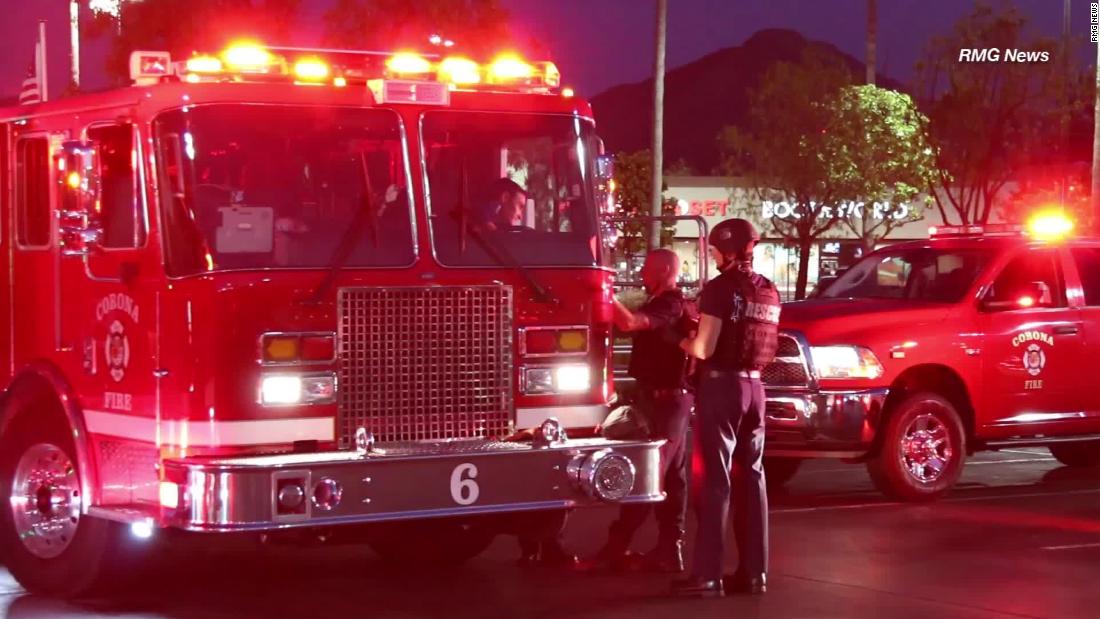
(18, 43, 42, 106)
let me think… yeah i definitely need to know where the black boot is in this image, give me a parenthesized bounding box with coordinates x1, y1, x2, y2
(642, 539, 685, 573)
(723, 571, 767, 595)
(536, 538, 580, 569)
(671, 576, 724, 598)
(587, 522, 636, 571)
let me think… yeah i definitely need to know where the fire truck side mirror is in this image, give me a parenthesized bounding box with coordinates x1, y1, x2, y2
(55, 141, 104, 258)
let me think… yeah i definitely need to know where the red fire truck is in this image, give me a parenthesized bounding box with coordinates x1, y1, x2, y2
(0, 43, 663, 596)
(762, 218, 1100, 501)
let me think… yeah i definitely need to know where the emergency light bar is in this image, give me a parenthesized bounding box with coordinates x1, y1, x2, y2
(928, 224, 1024, 238)
(128, 43, 567, 96)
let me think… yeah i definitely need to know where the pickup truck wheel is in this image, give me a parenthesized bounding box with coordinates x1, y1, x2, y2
(1048, 442, 1100, 467)
(0, 413, 136, 597)
(368, 518, 496, 567)
(764, 457, 802, 490)
(866, 393, 965, 502)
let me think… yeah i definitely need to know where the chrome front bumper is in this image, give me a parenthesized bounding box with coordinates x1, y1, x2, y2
(765, 388, 889, 458)
(160, 438, 663, 532)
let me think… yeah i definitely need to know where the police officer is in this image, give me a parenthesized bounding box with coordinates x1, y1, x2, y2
(594, 248, 693, 572)
(672, 218, 780, 597)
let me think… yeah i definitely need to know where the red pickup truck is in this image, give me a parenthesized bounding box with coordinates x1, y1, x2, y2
(763, 224, 1098, 501)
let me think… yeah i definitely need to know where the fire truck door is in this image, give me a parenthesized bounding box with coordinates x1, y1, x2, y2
(1066, 246, 1100, 431)
(0, 123, 11, 378)
(59, 123, 157, 463)
(978, 247, 1087, 438)
(10, 133, 57, 364)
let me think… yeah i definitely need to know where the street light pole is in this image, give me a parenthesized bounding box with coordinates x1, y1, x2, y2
(69, 0, 80, 88)
(649, 0, 668, 250)
(866, 0, 877, 85)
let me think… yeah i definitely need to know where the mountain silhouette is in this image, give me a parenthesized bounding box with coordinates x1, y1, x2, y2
(590, 28, 903, 174)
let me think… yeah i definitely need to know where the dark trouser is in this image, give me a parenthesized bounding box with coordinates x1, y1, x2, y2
(606, 389, 691, 551)
(691, 372, 768, 581)
(517, 509, 569, 556)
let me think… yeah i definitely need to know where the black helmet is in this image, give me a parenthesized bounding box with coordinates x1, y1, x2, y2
(709, 218, 759, 258)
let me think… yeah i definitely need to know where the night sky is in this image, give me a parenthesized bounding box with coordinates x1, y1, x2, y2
(0, 0, 1095, 102)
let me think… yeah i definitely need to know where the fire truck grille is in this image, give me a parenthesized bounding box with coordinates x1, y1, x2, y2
(762, 334, 811, 387)
(337, 286, 514, 447)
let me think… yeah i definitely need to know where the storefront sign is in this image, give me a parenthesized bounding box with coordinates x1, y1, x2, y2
(760, 200, 912, 221)
(675, 199, 731, 217)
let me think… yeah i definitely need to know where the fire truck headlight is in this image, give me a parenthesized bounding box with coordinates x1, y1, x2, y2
(260, 373, 337, 406)
(555, 365, 591, 392)
(522, 365, 591, 395)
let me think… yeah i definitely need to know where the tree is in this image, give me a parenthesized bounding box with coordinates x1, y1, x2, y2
(608, 150, 677, 278)
(825, 85, 938, 252)
(719, 52, 855, 300)
(323, 0, 510, 54)
(89, 0, 300, 82)
(915, 1, 1083, 225)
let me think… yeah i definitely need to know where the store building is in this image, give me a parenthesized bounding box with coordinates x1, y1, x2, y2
(664, 176, 1013, 300)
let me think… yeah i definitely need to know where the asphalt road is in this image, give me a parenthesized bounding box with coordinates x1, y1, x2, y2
(3, 449, 1100, 619)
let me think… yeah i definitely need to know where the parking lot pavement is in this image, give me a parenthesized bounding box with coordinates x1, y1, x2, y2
(3, 448, 1099, 619)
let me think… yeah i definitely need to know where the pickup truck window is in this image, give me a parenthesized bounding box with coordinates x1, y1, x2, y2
(1071, 248, 1100, 306)
(985, 249, 1066, 308)
(822, 248, 989, 302)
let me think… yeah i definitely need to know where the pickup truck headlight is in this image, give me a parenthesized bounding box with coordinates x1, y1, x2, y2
(260, 373, 337, 406)
(810, 346, 884, 380)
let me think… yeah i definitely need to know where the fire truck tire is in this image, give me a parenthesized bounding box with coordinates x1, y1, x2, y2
(1048, 441, 1100, 467)
(367, 519, 496, 567)
(764, 457, 802, 490)
(0, 410, 138, 597)
(866, 393, 966, 502)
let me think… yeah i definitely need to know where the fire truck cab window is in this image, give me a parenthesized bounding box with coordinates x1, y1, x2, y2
(16, 137, 50, 248)
(88, 124, 144, 248)
(422, 111, 599, 267)
(823, 247, 990, 303)
(1071, 248, 1100, 306)
(985, 249, 1066, 308)
(153, 105, 413, 275)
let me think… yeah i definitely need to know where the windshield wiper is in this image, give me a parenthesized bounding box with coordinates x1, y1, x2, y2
(453, 211, 559, 305)
(308, 155, 379, 304)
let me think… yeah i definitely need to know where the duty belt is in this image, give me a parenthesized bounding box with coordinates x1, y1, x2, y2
(638, 385, 689, 398)
(706, 369, 762, 379)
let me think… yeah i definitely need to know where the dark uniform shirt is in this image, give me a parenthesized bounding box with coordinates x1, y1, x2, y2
(698, 268, 779, 372)
(627, 289, 689, 389)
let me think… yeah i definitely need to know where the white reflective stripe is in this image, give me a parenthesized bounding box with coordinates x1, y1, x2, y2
(516, 405, 608, 430)
(83, 410, 334, 446)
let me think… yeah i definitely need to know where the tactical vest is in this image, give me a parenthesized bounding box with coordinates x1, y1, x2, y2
(728, 271, 781, 370)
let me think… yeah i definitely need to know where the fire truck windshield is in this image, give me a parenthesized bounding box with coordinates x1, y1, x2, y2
(154, 105, 415, 275)
(821, 247, 991, 303)
(422, 111, 600, 267)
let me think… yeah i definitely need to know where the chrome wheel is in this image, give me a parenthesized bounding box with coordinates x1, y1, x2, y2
(9, 443, 82, 559)
(898, 412, 953, 484)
